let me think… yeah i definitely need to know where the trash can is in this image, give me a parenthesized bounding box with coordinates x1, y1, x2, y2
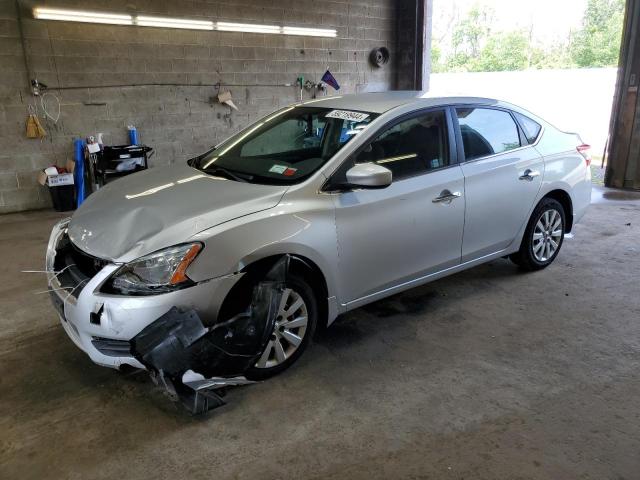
(46, 172, 76, 212)
(49, 184, 76, 212)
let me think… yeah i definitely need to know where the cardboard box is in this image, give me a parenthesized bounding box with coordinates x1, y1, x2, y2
(37, 164, 75, 187)
(37, 170, 48, 186)
(47, 173, 74, 187)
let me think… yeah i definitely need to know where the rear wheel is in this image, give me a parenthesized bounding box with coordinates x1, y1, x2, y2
(510, 197, 565, 271)
(245, 273, 317, 380)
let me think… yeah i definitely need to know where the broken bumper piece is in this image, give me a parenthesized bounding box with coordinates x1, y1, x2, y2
(148, 368, 255, 415)
(130, 256, 289, 414)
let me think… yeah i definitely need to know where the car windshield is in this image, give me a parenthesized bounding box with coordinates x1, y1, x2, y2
(192, 106, 378, 184)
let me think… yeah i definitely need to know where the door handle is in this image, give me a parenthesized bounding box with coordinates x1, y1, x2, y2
(432, 190, 462, 203)
(519, 169, 540, 181)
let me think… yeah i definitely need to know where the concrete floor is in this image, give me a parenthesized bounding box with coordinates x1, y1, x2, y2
(1, 187, 639, 479)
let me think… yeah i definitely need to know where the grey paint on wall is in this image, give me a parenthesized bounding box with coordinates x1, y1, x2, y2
(0, 0, 399, 213)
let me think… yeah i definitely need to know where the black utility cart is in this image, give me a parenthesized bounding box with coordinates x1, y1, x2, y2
(93, 144, 154, 187)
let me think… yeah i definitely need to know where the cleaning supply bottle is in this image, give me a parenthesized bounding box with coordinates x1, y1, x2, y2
(128, 125, 138, 145)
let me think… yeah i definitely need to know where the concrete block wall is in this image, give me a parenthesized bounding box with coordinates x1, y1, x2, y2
(0, 0, 399, 213)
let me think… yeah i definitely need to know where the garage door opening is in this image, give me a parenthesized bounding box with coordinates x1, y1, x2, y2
(428, 0, 626, 187)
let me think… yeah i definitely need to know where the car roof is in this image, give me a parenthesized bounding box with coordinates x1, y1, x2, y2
(300, 91, 503, 114)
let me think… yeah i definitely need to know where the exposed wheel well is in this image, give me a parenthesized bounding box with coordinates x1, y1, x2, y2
(217, 254, 329, 330)
(543, 189, 573, 232)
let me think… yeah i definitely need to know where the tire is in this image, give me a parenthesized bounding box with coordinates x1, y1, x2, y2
(510, 197, 566, 271)
(245, 273, 317, 380)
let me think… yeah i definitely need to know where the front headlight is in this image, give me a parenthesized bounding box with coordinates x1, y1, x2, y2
(46, 217, 71, 274)
(102, 243, 203, 295)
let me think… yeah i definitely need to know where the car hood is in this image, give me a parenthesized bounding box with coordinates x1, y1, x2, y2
(68, 164, 288, 262)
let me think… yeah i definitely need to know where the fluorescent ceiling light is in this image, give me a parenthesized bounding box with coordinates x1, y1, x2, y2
(136, 16, 213, 30)
(282, 26, 336, 37)
(33, 7, 338, 37)
(217, 23, 336, 37)
(216, 22, 280, 34)
(33, 7, 132, 25)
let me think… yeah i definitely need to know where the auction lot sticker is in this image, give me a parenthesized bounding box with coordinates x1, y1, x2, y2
(269, 164, 288, 174)
(325, 110, 370, 122)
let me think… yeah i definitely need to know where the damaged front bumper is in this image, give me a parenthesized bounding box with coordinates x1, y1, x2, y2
(46, 220, 242, 371)
(129, 256, 288, 414)
(46, 220, 289, 414)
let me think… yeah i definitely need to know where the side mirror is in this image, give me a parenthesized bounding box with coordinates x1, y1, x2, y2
(345, 162, 392, 189)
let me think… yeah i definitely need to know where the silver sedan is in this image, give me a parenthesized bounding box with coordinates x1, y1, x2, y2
(47, 92, 591, 383)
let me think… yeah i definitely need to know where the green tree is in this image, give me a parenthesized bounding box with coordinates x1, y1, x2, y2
(430, 0, 625, 73)
(430, 41, 446, 73)
(570, 0, 625, 67)
(529, 42, 572, 69)
(474, 31, 530, 71)
(447, 4, 494, 71)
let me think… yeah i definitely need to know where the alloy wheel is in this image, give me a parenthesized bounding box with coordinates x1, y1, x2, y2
(255, 288, 308, 369)
(532, 208, 563, 262)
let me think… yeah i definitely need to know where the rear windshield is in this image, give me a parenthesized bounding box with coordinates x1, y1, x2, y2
(192, 106, 378, 184)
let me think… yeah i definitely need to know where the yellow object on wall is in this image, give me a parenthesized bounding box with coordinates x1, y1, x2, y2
(26, 114, 46, 138)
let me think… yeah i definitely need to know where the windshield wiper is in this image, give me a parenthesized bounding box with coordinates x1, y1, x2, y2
(203, 166, 252, 183)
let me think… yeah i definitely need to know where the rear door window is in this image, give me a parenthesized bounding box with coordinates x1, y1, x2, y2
(513, 112, 542, 144)
(456, 108, 521, 161)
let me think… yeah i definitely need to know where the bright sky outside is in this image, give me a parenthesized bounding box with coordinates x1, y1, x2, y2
(433, 0, 589, 48)
(429, 0, 615, 153)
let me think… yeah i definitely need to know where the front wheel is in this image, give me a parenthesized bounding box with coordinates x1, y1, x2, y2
(510, 198, 566, 271)
(245, 274, 317, 380)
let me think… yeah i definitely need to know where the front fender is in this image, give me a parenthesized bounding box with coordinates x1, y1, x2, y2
(186, 196, 340, 302)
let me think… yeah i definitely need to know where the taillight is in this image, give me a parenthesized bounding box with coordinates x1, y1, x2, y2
(577, 144, 591, 167)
